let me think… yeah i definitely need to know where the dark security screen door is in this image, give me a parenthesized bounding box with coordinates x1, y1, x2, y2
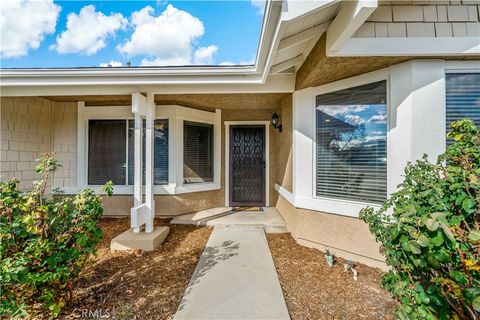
(229, 126, 266, 207)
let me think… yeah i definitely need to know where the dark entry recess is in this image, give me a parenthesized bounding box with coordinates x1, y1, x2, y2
(229, 125, 266, 207)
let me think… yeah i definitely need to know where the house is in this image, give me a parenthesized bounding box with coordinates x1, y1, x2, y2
(1, 0, 479, 269)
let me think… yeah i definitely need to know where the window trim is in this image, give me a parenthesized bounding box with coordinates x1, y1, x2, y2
(293, 69, 390, 217)
(74, 104, 221, 195)
(313, 80, 389, 205)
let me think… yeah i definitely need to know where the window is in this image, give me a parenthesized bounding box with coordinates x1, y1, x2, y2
(127, 119, 169, 185)
(183, 121, 214, 184)
(88, 120, 126, 185)
(446, 73, 480, 144)
(87, 119, 169, 185)
(315, 80, 387, 204)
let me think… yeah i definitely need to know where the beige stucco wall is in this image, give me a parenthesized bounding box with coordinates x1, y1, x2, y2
(275, 195, 386, 270)
(0, 97, 55, 190)
(272, 95, 293, 193)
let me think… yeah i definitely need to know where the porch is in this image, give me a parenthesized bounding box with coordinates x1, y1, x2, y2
(0, 92, 292, 230)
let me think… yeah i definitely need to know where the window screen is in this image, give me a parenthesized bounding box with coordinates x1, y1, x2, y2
(315, 80, 387, 204)
(446, 73, 480, 144)
(88, 120, 126, 185)
(127, 119, 169, 185)
(184, 121, 214, 183)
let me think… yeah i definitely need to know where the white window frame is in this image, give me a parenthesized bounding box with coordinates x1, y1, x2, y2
(293, 69, 389, 217)
(74, 104, 221, 195)
(290, 60, 480, 218)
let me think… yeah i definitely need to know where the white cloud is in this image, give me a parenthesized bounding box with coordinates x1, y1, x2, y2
(99, 60, 123, 67)
(344, 115, 365, 126)
(118, 4, 217, 66)
(193, 45, 218, 65)
(51, 5, 127, 55)
(250, 0, 266, 15)
(0, 0, 60, 58)
(317, 105, 368, 116)
(368, 114, 387, 123)
(131, 5, 155, 26)
(219, 58, 255, 66)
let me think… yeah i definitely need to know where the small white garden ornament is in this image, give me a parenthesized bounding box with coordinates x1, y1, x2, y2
(344, 259, 358, 281)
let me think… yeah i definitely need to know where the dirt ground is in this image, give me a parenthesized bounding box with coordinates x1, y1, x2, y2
(39, 218, 396, 320)
(57, 218, 212, 320)
(267, 233, 398, 320)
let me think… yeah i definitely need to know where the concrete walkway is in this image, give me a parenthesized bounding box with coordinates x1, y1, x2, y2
(174, 225, 290, 320)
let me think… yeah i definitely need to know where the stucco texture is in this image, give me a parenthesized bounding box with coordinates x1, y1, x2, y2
(296, 34, 480, 90)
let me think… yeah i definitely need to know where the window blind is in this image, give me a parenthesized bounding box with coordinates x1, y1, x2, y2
(184, 121, 214, 183)
(88, 120, 126, 185)
(315, 80, 387, 204)
(127, 119, 169, 185)
(446, 73, 480, 144)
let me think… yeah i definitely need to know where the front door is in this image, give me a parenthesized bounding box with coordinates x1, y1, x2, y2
(229, 125, 266, 207)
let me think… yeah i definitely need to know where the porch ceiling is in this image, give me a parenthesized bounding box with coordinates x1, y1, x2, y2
(43, 93, 289, 111)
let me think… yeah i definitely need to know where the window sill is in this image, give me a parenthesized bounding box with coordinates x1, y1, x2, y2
(275, 183, 380, 218)
(59, 182, 221, 195)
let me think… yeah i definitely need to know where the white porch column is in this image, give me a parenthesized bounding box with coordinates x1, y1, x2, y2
(144, 93, 155, 233)
(130, 92, 155, 233)
(133, 112, 142, 210)
(111, 92, 169, 250)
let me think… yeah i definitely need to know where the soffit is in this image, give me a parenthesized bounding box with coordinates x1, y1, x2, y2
(43, 93, 288, 110)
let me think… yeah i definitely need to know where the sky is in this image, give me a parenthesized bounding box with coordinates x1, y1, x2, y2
(0, 0, 265, 68)
(317, 104, 388, 149)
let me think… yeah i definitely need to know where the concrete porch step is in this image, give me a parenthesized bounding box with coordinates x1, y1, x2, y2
(171, 207, 289, 234)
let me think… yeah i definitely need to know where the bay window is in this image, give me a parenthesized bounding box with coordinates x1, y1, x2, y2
(80, 105, 220, 194)
(315, 80, 387, 204)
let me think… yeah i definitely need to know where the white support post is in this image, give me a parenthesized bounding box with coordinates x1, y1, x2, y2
(144, 93, 155, 233)
(131, 93, 147, 233)
(132, 114, 143, 232)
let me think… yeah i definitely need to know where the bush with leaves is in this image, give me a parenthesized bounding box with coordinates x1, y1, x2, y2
(0, 153, 113, 318)
(361, 119, 479, 319)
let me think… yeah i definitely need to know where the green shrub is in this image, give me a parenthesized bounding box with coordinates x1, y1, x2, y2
(0, 154, 113, 318)
(361, 119, 479, 319)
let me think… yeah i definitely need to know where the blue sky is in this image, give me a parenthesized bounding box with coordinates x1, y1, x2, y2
(0, 1, 265, 68)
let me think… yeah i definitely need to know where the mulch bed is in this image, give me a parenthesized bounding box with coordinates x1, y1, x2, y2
(56, 218, 212, 320)
(267, 233, 398, 320)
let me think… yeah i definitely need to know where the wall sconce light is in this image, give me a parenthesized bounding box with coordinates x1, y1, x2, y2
(271, 112, 282, 132)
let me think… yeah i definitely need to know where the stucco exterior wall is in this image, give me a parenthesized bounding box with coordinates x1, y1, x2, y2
(0, 97, 54, 190)
(275, 194, 386, 270)
(272, 95, 293, 193)
(355, 3, 480, 38)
